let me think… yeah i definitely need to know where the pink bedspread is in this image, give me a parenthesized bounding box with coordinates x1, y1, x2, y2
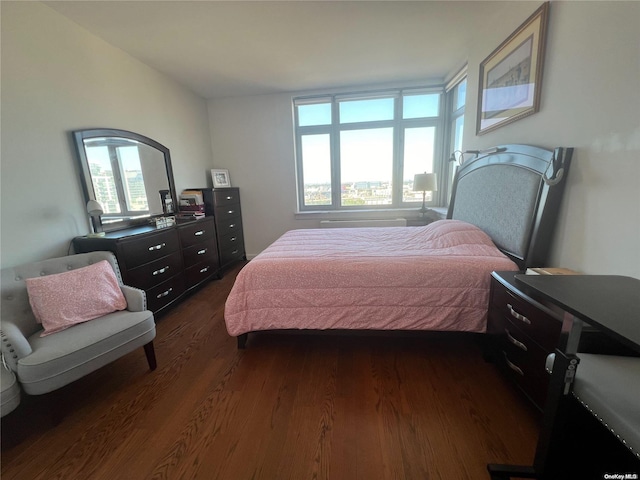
(224, 220, 518, 336)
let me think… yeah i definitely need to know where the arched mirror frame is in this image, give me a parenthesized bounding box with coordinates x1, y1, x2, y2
(73, 128, 178, 233)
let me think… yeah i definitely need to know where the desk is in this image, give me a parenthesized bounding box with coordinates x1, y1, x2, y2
(488, 275, 640, 479)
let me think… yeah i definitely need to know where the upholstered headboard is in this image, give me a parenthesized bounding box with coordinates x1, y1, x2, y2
(447, 144, 573, 269)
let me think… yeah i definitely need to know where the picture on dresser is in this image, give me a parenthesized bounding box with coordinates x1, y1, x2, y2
(211, 169, 231, 188)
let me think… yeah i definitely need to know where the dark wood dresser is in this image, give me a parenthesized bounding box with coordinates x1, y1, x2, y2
(201, 187, 246, 272)
(73, 217, 219, 314)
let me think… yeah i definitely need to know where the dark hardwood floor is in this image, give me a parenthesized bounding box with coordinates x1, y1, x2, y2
(1, 262, 540, 479)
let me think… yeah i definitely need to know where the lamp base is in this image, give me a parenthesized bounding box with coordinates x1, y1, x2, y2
(86, 232, 106, 238)
(418, 197, 428, 216)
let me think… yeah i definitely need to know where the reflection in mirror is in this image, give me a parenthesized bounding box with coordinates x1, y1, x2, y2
(73, 129, 177, 232)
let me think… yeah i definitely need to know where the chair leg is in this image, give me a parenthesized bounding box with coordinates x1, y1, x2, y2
(42, 388, 68, 426)
(143, 341, 157, 371)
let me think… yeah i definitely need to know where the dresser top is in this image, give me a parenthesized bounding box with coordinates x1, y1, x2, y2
(77, 216, 210, 241)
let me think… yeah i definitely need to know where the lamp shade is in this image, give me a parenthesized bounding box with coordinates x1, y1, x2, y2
(413, 173, 437, 192)
(86, 200, 104, 217)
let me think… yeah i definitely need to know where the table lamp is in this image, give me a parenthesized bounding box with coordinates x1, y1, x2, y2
(86, 200, 105, 237)
(413, 173, 437, 216)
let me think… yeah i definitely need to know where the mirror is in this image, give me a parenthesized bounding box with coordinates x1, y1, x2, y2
(73, 128, 177, 232)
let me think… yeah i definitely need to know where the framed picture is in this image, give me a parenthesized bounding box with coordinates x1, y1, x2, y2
(211, 169, 231, 188)
(476, 2, 549, 135)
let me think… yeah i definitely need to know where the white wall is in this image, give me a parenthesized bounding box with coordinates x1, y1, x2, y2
(1, 2, 214, 268)
(462, 1, 640, 276)
(209, 1, 640, 277)
(208, 93, 304, 257)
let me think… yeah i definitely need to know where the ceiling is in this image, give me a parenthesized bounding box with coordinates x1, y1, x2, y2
(45, 1, 535, 99)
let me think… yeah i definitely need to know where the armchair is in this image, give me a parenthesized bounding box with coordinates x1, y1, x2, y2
(0, 251, 156, 404)
(1, 357, 20, 417)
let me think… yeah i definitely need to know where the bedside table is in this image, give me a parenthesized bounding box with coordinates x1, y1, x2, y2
(405, 217, 433, 226)
(406, 208, 444, 226)
(486, 271, 615, 411)
(486, 271, 565, 411)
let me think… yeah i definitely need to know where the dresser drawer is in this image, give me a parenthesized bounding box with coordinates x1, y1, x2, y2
(214, 204, 241, 224)
(179, 219, 215, 249)
(120, 228, 180, 270)
(501, 319, 551, 376)
(218, 230, 243, 253)
(220, 242, 245, 266)
(498, 326, 551, 409)
(215, 214, 242, 237)
(494, 285, 561, 350)
(124, 251, 183, 290)
(182, 241, 218, 269)
(213, 188, 240, 207)
(185, 260, 218, 289)
(146, 274, 186, 312)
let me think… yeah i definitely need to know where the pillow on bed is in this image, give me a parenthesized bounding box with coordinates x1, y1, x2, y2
(26, 260, 127, 337)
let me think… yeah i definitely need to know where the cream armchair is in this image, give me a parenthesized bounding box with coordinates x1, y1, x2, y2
(0, 251, 156, 406)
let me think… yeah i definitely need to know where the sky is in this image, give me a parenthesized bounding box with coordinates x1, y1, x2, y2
(298, 95, 437, 185)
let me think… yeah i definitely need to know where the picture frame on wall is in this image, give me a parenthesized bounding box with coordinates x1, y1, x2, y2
(211, 169, 231, 188)
(476, 2, 550, 135)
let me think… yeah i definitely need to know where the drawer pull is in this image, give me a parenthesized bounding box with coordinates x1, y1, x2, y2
(152, 266, 170, 276)
(231, 249, 239, 255)
(148, 243, 166, 251)
(226, 196, 233, 200)
(229, 224, 236, 228)
(507, 303, 531, 325)
(230, 236, 237, 242)
(194, 230, 204, 236)
(505, 328, 528, 351)
(503, 352, 524, 376)
(199, 266, 210, 273)
(227, 210, 234, 215)
(156, 287, 173, 299)
(197, 248, 207, 255)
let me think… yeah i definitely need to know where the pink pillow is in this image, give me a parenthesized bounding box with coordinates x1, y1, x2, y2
(26, 260, 127, 337)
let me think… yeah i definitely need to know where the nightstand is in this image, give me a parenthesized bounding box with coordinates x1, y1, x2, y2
(486, 271, 616, 412)
(487, 274, 640, 479)
(486, 271, 565, 411)
(405, 217, 433, 226)
(406, 208, 444, 226)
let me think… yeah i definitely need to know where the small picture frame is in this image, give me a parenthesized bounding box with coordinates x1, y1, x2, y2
(476, 2, 549, 135)
(211, 169, 231, 188)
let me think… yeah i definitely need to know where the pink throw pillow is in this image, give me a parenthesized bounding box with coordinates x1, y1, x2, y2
(26, 260, 127, 337)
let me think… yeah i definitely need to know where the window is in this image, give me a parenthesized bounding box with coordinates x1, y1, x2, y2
(444, 70, 467, 203)
(294, 88, 444, 211)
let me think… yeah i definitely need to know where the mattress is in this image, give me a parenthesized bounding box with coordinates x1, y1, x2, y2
(224, 219, 519, 336)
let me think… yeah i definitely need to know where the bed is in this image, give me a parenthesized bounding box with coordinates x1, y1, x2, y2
(225, 144, 573, 347)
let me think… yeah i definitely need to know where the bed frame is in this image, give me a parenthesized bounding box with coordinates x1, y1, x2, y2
(448, 144, 573, 270)
(236, 144, 573, 348)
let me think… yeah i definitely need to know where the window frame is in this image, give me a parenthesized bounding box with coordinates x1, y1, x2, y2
(443, 67, 468, 206)
(294, 87, 445, 212)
